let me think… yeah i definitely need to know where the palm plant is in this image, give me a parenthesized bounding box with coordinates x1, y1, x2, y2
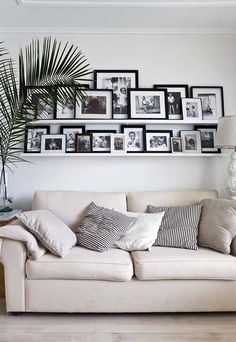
(0, 37, 91, 211)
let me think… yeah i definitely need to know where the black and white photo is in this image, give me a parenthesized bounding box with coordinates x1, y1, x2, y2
(154, 84, 188, 120)
(87, 130, 116, 153)
(145, 130, 172, 153)
(111, 134, 126, 154)
(182, 98, 203, 121)
(94, 70, 139, 119)
(56, 95, 75, 119)
(171, 137, 183, 153)
(129, 89, 167, 119)
(194, 126, 220, 153)
(180, 130, 201, 153)
(60, 126, 85, 152)
(41, 134, 66, 153)
(121, 125, 145, 152)
(31, 90, 55, 120)
(25, 126, 50, 153)
(190, 86, 224, 120)
(76, 90, 113, 119)
(76, 134, 92, 153)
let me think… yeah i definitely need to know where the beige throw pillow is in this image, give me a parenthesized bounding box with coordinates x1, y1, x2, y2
(198, 199, 236, 254)
(17, 210, 76, 257)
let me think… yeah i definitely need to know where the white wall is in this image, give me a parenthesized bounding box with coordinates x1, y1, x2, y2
(1, 31, 235, 209)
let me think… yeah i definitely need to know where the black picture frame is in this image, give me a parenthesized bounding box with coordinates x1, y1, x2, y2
(154, 84, 189, 120)
(24, 125, 50, 153)
(145, 130, 173, 153)
(76, 89, 113, 120)
(128, 88, 168, 120)
(120, 125, 146, 153)
(190, 86, 225, 120)
(75, 133, 92, 153)
(25, 86, 56, 120)
(194, 125, 221, 154)
(60, 125, 85, 153)
(94, 70, 139, 119)
(87, 129, 117, 153)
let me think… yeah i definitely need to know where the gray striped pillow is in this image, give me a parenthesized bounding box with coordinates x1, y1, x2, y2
(147, 205, 202, 250)
(76, 202, 136, 252)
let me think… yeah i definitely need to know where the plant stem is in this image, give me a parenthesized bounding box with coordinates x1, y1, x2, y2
(0, 163, 8, 207)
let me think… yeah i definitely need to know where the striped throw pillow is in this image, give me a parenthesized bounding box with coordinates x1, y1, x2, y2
(147, 205, 202, 250)
(76, 202, 136, 252)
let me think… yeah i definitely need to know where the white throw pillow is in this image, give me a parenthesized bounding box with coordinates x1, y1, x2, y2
(17, 210, 77, 257)
(115, 212, 165, 252)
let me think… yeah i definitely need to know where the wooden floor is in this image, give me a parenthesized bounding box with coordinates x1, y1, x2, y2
(1, 299, 236, 342)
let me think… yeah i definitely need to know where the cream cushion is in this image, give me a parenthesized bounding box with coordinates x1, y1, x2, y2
(116, 212, 165, 251)
(17, 210, 76, 257)
(132, 246, 236, 280)
(32, 191, 127, 231)
(26, 246, 133, 282)
(127, 190, 218, 212)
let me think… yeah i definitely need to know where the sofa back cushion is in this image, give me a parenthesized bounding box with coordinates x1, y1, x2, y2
(127, 190, 218, 212)
(32, 191, 127, 231)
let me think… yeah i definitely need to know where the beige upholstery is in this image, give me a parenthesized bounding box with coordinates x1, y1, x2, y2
(132, 247, 236, 280)
(127, 190, 218, 212)
(26, 247, 133, 282)
(0, 239, 26, 312)
(32, 191, 127, 230)
(25, 278, 236, 312)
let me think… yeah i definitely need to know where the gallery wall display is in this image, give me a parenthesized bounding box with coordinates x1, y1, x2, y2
(23, 70, 225, 155)
(94, 70, 139, 119)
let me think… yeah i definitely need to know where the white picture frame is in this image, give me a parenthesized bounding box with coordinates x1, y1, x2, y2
(41, 134, 66, 153)
(111, 134, 126, 154)
(182, 98, 203, 121)
(180, 130, 201, 153)
(76, 90, 113, 119)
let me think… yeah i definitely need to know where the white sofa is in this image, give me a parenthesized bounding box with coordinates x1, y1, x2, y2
(1, 189, 236, 313)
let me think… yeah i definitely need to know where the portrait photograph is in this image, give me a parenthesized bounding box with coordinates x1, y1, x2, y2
(25, 126, 50, 153)
(194, 126, 220, 153)
(190, 86, 224, 120)
(76, 134, 92, 153)
(154, 84, 188, 120)
(171, 137, 183, 153)
(129, 89, 167, 119)
(41, 134, 66, 153)
(76, 90, 113, 119)
(180, 130, 201, 153)
(56, 98, 75, 119)
(60, 126, 85, 152)
(182, 98, 203, 121)
(145, 130, 172, 153)
(121, 125, 145, 153)
(94, 70, 139, 119)
(111, 134, 126, 154)
(87, 130, 116, 153)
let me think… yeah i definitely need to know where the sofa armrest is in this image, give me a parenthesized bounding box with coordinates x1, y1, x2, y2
(0, 238, 26, 312)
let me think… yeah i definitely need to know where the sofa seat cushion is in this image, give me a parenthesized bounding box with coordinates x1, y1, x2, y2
(131, 246, 236, 280)
(26, 246, 133, 282)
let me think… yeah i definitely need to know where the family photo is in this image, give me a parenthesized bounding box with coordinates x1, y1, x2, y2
(167, 92, 181, 116)
(146, 131, 172, 152)
(26, 127, 49, 153)
(82, 96, 106, 115)
(57, 98, 75, 119)
(198, 93, 217, 119)
(61, 127, 84, 152)
(76, 135, 92, 153)
(135, 95, 160, 114)
(182, 98, 202, 121)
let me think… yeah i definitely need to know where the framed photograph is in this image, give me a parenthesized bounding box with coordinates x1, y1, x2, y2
(56, 86, 76, 119)
(194, 126, 220, 153)
(154, 84, 188, 120)
(171, 137, 183, 153)
(60, 126, 85, 152)
(87, 130, 117, 153)
(129, 89, 167, 120)
(182, 98, 203, 121)
(76, 90, 113, 119)
(190, 86, 224, 120)
(24, 126, 50, 153)
(94, 70, 139, 119)
(41, 134, 66, 153)
(76, 134, 92, 153)
(111, 134, 126, 154)
(145, 130, 172, 153)
(121, 125, 145, 153)
(180, 130, 201, 153)
(29, 87, 55, 120)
